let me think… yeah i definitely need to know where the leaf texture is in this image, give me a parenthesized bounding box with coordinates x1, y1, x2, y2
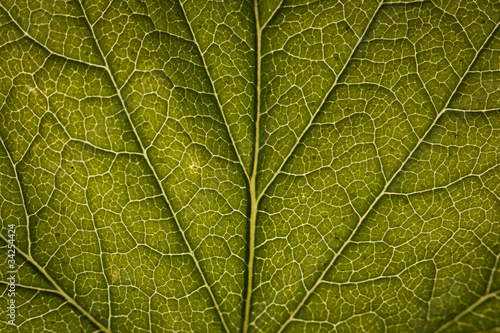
(0, 0, 499, 332)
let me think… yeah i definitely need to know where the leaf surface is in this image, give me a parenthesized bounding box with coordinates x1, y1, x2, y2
(0, 0, 499, 332)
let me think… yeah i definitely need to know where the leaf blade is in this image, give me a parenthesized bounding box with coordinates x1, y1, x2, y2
(0, 0, 499, 332)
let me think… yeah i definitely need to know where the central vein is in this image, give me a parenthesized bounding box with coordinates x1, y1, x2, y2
(243, 1, 262, 332)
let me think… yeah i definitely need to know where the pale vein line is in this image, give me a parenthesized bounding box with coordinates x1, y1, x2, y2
(0, 281, 59, 295)
(487, 254, 500, 293)
(243, 2, 262, 332)
(65, 139, 143, 157)
(0, 2, 106, 70)
(51, 108, 144, 157)
(75, 1, 230, 332)
(0, 232, 110, 333)
(385, 163, 500, 196)
(412, 38, 439, 115)
(277, 14, 500, 333)
(177, 0, 250, 181)
(482, 185, 500, 204)
(87, 202, 112, 331)
(434, 290, 500, 333)
(425, 260, 438, 324)
(260, 0, 285, 31)
(257, 0, 385, 202)
(447, 107, 500, 113)
(14, 117, 42, 167)
(0, 235, 111, 333)
(0, 130, 32, 257)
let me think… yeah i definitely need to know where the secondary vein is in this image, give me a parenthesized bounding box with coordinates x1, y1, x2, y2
(277, 14, 500, 333)
(0, 131, 110, 333)
(75, 1, 230, 331)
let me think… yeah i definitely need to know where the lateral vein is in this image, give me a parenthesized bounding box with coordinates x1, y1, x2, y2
(276, 15, 500, 333)
(75, 1, 230, 332)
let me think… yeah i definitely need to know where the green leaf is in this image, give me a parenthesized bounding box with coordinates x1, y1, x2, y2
(1, 0, 499, 332)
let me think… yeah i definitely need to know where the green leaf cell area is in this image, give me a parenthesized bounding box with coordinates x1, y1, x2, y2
(0, 0, 499, 332)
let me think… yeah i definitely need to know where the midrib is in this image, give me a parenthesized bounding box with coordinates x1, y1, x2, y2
(242, 1, 263, 332)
